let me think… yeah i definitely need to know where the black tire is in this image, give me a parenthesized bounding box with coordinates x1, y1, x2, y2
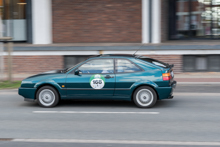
(133, 86, 157, 108)
(36, 86, 59, 108)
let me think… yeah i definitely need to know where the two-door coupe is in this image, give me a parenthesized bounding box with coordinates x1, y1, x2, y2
(19, 54, 177, 108)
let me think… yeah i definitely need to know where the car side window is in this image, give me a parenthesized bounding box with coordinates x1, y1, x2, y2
(78, 59, 114, 74)
(116, 59, 142, 73)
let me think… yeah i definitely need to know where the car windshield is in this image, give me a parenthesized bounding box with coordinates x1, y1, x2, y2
(138, 57, 169, 68)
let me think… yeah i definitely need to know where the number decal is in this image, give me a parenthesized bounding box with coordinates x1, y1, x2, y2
(90, 74, 105, 89)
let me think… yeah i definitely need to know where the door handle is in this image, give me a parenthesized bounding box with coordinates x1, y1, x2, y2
(105, 75, 114, 79)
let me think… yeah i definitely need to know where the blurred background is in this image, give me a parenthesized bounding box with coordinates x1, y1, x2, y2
(1, 1, 220, 146)
(1, 0, 220, 82)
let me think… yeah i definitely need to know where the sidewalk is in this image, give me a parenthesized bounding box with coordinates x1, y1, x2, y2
(175, 72, 220, 84)
(2, 72, 220, 84)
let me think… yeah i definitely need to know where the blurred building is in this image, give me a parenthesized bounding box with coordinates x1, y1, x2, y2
(1, 0, 220, 75)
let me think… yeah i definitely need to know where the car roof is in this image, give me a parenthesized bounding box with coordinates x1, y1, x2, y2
(89, 54, 140, 59)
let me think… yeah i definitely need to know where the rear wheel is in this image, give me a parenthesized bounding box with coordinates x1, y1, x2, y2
(36, 86, 59, 108)
(133, 86, 157, 108)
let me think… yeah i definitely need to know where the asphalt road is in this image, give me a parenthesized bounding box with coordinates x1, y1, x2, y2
(0, 84, 220, 147)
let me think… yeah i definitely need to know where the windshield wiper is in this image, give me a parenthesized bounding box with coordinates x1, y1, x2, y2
(61, 68, 68, 73)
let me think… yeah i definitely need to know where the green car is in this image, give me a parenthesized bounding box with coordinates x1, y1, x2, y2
(18, 54, 176, 108)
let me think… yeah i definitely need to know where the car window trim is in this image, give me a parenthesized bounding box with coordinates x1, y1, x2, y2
(115, 58, 144, 74)
(75, 58, 115, 75)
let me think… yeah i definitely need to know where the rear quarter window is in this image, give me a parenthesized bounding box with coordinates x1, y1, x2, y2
(139, 58, 169, 68)
(116, 59, 143, 73)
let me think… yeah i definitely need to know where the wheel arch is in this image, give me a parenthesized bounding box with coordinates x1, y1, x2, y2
(131, 84, 159, 101)
(35, 84, 61, 100)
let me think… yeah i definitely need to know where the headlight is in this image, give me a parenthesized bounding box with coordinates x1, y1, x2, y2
(20, 80, 35, 88)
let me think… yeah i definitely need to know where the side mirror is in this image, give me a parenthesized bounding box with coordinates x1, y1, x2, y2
(75, 70, 82, 75)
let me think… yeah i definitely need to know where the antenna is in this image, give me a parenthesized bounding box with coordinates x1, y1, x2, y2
(133, 44, 144, 56)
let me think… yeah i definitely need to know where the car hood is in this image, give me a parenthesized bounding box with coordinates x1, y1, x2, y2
(26, 69, 64, 79)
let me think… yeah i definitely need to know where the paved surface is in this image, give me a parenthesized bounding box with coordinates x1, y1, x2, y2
(0, 142, 219, 147)
(175, 84, 220, 93)
(0, 142, 218, 147)
(0, 85, 220, 146)
(176, 78, 220, 83)
(175, 72, 220, 83)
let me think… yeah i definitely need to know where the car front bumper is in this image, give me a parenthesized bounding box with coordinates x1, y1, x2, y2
(18, 87, 37, 100)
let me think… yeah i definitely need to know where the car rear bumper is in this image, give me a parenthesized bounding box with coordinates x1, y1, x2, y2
(18, 87, 36, 100)
(155, 81, 177, 100)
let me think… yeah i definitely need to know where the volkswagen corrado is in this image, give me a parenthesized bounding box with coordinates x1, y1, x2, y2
(18, 54, 177, 108)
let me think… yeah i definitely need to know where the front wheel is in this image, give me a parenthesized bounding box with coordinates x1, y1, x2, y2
(36, 86, 59, 108)
(133, 86, 157, 108)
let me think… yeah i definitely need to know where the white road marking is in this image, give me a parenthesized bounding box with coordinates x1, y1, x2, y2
(12, 139, 220, 146)
(33, 111, 159, 114)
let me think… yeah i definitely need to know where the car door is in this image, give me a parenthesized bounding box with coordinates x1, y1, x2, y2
(65, 58, 115, 99)
(114, 58, 144, 98)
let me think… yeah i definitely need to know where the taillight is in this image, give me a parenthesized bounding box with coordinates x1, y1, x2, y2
(162, 73, 171, 81)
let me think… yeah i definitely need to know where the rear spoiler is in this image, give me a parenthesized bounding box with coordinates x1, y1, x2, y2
(168, 64, 174, 68)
